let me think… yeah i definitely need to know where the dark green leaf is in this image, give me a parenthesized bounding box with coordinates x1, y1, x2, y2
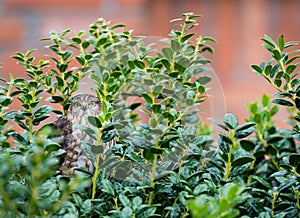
(286, 64, 297, 74)
(161, 59, 170, 70)
(251, 65, 263, 74)
(0, 96, 13, 107)
(264, 65, 272, 76)
(271, 99, 293, 106)
(87, 116, 102, 128)
(232, 156, 255, 167)
(261, 35, 277, 48)
(235, 122, 255, 132)
(253, 175, 272, 189)
(235, 127, 254, 139)
(8, 132, 27, 145)
(143, 148, 154, 161)
(267, 135, 284, 144)
(82, 40, 90, 49)
(272, 49, 282, 61)
(152, 104, 161, 113)
(289, 154, 300, 167)
(133, 60, 145, 69)
(240, 140, 256, 151)
(181, 33, 195, 42)
(50, 96, 64, 103)
(72, 37, 82, 44)
(142, 93, 153, 104)
(75, 56, 85, 65)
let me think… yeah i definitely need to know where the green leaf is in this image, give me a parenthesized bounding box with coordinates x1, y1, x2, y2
(231, 156, 255, 167)
(253, 175, 272, 189)
(196, 76, 211, 85)
(235, 127, 254, 139)
(75, 56, 85, 65)
(209, 118, 227, 130)
(171, 39, 181, 52)
(274, 79, 282, 88)
(50, 96, 64, 103)
(142, 93, 153, 104)
(272, 49, 282, 61)
(286, 64, 297, 74)
(224, 113, 238, 129)
(161, 59, 170, 70)
(152, 104, 161, 113)
(267, 135, 284, 144)
(87, 116, 102, 128)
(0, 96, 13, 107)
(261, 35, 277, 48)
(58, 63, 68, 72)
(235, 122, 255, 132)
(119, 194, 131, 207)
(251, 65, 263, 74)
(162, 47, 174, 61)
(262, 94, 270, 107)
(289, 154, 300, 167)
(62, 50, 73, 61)
(82, 40, 90, 49)
(264, 65, 272, 76)
(81, 199, 92, 214)
(181, 33, 195, 42)
(133, 60, 145, 69)
(271, 99, 294, 106)
(240, 140, 256, 151)
(143, 148, 154, 161)
(101, 179, 115, 197)
(72, 37, 82, 44)
(8, 132, 27, 145)
(121, 207, 133, 218)
(278, 35, 285, 51)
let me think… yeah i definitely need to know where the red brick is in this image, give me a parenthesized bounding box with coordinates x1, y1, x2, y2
(0, 17, 25, 45)
(39, 14, 148, 38)
(39, 15, 100, 38)
(5, 0, 101, 8)
(118, 0, 146, 6)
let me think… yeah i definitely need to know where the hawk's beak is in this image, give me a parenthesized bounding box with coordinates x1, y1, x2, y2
(82, 102, 87, 111)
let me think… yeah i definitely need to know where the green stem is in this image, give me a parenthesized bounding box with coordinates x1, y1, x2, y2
(91, 153, 102, 200)
(148, 153, 158, 206)
(296, 190, 300, 209)
(224, 130, 237, 180)
(113, 197, 119, 211)
(224, 143, 233, 180)
(271, 191, 278, 217)
(179, 15, 190, 41)
(247, 154, 256, 184)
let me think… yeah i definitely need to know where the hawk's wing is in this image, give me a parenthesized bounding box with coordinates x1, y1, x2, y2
(52, 117, 72, 149)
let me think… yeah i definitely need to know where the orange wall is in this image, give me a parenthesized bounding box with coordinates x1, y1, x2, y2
(0, 0, 299, 124)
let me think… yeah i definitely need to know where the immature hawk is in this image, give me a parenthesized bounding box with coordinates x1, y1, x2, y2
(54, 94, 113, 175)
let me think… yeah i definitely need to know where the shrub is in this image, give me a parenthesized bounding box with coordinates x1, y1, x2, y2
(0, 12, 299, 217)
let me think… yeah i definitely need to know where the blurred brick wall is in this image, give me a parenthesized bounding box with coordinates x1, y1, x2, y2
(0, 0, 300, 123)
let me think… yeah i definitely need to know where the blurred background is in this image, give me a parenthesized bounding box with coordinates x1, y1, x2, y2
(1, 0, 300, 125)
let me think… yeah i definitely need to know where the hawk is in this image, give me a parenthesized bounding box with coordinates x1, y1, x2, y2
(54, 94, 113, 175)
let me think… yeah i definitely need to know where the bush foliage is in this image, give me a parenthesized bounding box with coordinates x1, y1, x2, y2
(0, 13, 300, 217)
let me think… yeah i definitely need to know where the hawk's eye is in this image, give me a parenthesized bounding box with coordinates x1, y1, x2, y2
(74, 102, 81, 108)
(89, 101, 96, 107)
